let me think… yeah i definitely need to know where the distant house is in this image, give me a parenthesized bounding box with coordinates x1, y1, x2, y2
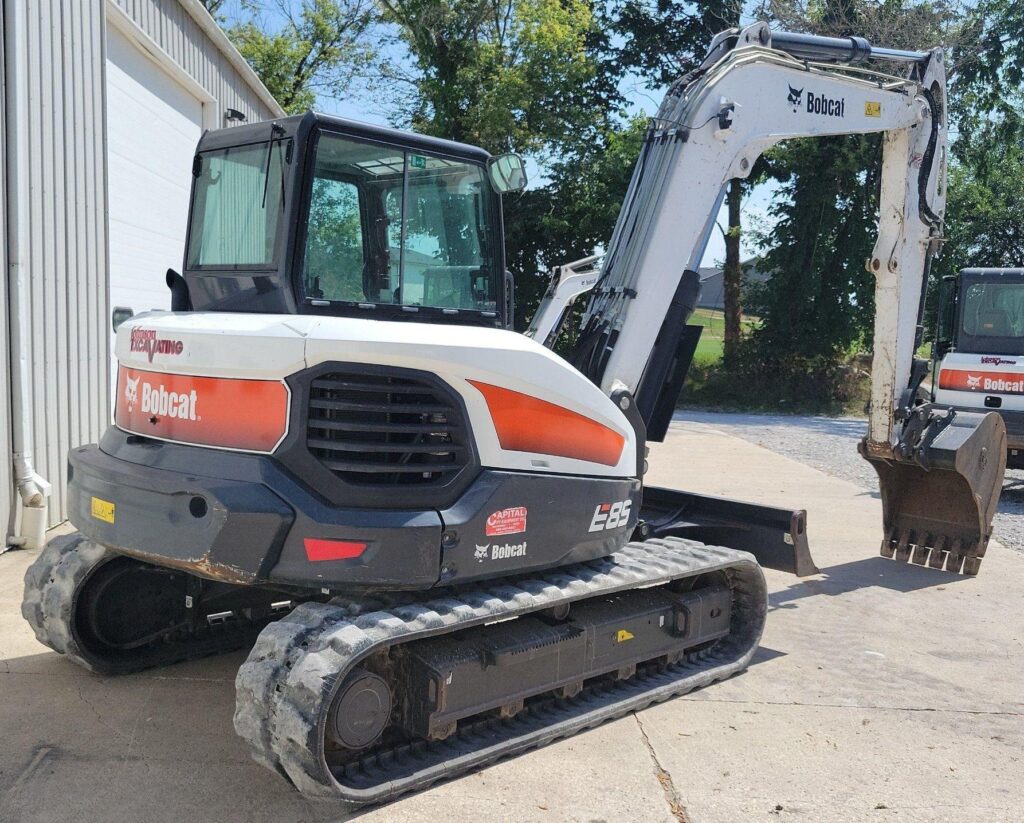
(696, 260, 771, 311)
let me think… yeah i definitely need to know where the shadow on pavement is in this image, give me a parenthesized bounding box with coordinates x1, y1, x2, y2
(768, 555, 968, 611)
(749, 646, 786, 666)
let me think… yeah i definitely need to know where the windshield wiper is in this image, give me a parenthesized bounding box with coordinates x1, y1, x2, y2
(261, 124, 287, 209)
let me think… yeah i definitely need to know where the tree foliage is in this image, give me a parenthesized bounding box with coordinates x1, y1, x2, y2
(377, 0, 602, 154)
(228, 0, 377, 114)
(938, 123, 1024, 279)
(734, 0, 975, 402)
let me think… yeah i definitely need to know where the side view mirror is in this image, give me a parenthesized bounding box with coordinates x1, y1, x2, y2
(111, 306, 134, 332)
(487, 154, 527, 194)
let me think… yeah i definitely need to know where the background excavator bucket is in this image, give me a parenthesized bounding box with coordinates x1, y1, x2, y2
(860, 409, 1006, 575)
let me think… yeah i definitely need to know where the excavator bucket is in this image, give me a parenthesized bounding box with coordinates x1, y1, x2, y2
(860, 408, 1006, 575)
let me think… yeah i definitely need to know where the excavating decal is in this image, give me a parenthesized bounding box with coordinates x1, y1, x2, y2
(129, 327, 184, 362)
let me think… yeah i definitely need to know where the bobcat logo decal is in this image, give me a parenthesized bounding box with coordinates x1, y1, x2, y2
(966, 374, 982, 389)
(124, 375, 140, 412)
(474, 545, 489, 563)
(787, 85, 804, 111)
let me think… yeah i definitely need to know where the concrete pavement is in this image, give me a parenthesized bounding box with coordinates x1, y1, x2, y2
(1, 420, 1021, 822)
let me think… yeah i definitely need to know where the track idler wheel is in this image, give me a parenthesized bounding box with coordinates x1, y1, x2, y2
(326, 669, 392, 750)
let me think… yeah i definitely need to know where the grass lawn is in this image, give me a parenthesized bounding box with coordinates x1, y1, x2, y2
(690, 307, 757, 365)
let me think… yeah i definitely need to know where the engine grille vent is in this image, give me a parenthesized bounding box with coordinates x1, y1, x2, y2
(306, 371, 469, 487)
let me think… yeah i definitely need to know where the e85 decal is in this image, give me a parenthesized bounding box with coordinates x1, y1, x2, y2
(588, 499, 632, 532)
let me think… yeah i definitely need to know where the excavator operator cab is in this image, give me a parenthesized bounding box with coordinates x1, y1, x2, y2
(936, 269, 1024, 358)
(934, 268, 1024, 469)
(178, 111, 525, 328)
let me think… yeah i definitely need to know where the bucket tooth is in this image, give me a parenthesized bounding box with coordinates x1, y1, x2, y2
(963, 556, 982, 576)
(945, 541, 965, 574)
(894, 530, 912, 563)
(860, 407, 1006, 576)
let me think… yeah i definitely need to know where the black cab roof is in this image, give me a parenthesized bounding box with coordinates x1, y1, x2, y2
(196, 111, 492, 165)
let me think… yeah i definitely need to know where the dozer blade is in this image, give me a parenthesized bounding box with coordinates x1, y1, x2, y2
(860, 406, 1006, 575)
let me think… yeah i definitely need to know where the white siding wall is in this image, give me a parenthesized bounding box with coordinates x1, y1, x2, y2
(4, 0, 110, 530)
(0, 0, 12, 540)
(3, 0, 281, 533)
(112, 0, 281, 125)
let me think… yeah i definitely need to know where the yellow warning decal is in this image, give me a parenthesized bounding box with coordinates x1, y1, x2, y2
(615, 629, 634, 642)
(865, 101, 881, 117)
(90, 496, 115, 524)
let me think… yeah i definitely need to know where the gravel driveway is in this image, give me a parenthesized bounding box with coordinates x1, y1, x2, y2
(675, 409, 1024, 553)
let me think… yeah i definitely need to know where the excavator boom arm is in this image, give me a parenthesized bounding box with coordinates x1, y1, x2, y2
(557, 23, 1004, 573)
(572, 23, 942, 448)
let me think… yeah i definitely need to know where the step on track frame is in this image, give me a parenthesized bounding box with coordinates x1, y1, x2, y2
(234, 537, 767, 805)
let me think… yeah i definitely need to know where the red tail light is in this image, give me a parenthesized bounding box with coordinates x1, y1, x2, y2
(304, 539, 368, 562)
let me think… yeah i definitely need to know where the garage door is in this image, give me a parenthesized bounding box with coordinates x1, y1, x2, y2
(106, 25, 203, 346)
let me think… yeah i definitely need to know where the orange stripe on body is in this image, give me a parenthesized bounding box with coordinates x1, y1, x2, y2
(468, 380, 625, 467)
(115, 366, 289, 452)
(939, 368, 1024, 395)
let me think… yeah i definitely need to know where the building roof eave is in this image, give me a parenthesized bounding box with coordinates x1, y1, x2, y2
(176, 0, 286, 119)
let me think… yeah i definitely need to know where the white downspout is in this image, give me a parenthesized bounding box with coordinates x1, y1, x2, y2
(4, 0, 51, 551)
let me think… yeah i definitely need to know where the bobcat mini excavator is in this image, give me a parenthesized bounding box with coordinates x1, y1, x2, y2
(23, 24, 1005, 805)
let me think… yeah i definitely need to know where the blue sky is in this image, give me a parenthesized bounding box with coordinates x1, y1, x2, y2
(215, 0, 775, 265)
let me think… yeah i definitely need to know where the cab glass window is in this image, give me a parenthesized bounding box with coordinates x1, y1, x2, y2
(187, 140, 287, 268)
(302, 132, 496, 312)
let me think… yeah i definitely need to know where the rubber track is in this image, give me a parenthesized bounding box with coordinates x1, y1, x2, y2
(22, 535, 268, 674)
(234, 537, 767, 805)
(22, 535, 108, 671)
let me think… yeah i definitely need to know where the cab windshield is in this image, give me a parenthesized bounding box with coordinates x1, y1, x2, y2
(958, 279, 1024, 355)
(301, 131, 497, 312)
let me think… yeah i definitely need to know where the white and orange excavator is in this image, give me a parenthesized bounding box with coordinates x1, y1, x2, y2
(23, 23, 1004, 806)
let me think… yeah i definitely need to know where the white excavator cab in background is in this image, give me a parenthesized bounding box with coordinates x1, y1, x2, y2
(935, 268, 1024, 469)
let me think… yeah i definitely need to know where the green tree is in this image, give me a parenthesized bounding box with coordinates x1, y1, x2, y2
(741, 0, 970, 402)
(934, 0, 1024, 283)
(200, 0, 229, 16)
(377, 0, 601, 153)
(228, 0, 377, 114)
(504, 117, 648, 329)
(601, 0, 748, 362)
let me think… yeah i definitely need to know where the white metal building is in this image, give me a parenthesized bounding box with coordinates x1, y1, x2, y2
(2, 0, 284, 548)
